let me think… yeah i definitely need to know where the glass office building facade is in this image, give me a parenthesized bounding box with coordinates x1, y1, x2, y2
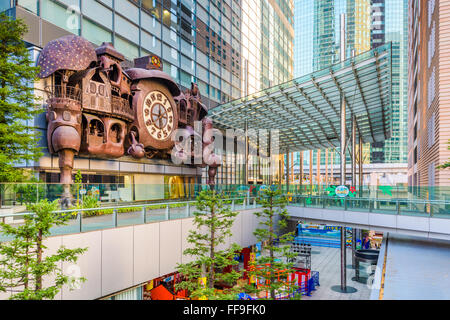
(7, 0, 293, 108)
(8, 0, 245, 110)
(240, 0, 293, 95)
(293, 0, 408, 176)
(3, 0, 293, 187)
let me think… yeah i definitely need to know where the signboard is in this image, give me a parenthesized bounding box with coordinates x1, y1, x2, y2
(296, 223, 353, 247)
(150, 55, 162, 70)
(335, 185, 349, 197)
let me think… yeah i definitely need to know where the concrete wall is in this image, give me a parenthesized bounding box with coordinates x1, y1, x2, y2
(288, 206, 450, 240)
(0, 209, 263, 300)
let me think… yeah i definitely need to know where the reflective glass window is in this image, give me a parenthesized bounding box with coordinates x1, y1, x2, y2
(142, 0, 161, 20)
(82, 0, 112, 29)
(16, 0, 38, 14)
(180, 70, 193, 88)
(197, 65, 208, 82)
(163, 60, 179, 81)
(142, 11, 161, 37)
(163, 43, 178, 65)
(162, 26, 178, 49)
(115, 0, 139, 22)
(115, 15, 139, 45)
(196, 49, 208, 68)
(98, 0, 113, 7)
(40, 0, 80, 35)
(82, 18, 112, 46)
(114, 35, 139, 60)
(141, 31, 161, 56)
(181, 54, 194, 73)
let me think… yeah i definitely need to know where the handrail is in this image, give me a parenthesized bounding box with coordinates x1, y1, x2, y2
(288, 194, 450, 218)
(0, 196, 256, 219)
(2, 194, 449, 219)
(289, 194, 449, 204)
(44, 85, 82, 102)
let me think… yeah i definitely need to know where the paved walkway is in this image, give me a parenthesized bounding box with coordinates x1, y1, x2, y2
(302, 246, 372, 300)
(382, 233, 450, 300)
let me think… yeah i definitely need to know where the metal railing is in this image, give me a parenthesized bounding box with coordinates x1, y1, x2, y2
(288, 194, 450, 217)
(2, 183, 449, 208)
(0, 196, 261, 239)
(1, 192, 449, 241)
(44, 85, 82, 102)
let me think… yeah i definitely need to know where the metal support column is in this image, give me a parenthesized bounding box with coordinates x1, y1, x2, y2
(244, 120, 248, 185)
(340, 91, 347, 182)
(317, 149, 321, 190)
(286, 150, 290, 194)
(331, 149, 334, 185)
(359, 136, 363, 197)
(330, 15, 357, 294)
(352, 115, 356, 187)
(291, 152, 294, 189)
(309, 150, 313, 194)
(279, 155, 282, 186)
(325, 149, 328, 187)
(299, 151, 303, 192)
(352, 228, 356, 268)
(339, 13, 348, 293)
(268, 130, 273, 185)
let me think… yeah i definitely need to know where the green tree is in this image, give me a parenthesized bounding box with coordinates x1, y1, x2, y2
(73, 170, 83, 207)
(0, 13, 42, 206)
(0, 199, 87, 300)
(175, 190, 242, 300)
(13, 177, 45, 205)
(437, 140, 450, 169)
(246, 186, 299, 300)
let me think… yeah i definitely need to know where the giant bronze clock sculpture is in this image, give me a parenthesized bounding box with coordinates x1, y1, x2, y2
(37, 35, 221, 207)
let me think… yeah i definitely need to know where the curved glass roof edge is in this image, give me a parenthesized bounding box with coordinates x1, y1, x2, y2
(209, 43, 393, 153)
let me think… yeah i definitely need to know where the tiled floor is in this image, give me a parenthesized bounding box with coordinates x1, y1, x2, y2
(301, 246, 372, 300)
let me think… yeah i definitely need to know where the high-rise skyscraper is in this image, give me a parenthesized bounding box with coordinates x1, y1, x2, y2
(370, 0, 408, 164)
(241, 0, 293, 95)
(293, 0, 408, 185)
(408, 0, 450, 188)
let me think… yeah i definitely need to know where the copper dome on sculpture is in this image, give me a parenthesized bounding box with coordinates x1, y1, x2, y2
(37, 35, 97, 78)
(95, 42, 125, 61)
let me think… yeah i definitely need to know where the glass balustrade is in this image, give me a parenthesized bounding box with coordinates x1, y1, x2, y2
(0, 183, 449, 242)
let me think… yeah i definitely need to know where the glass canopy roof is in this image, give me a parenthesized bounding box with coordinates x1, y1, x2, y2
(209, 43, 392, 153)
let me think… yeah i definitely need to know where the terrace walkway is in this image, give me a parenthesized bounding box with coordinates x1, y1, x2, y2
(371, 233, 450, 300)
(287, 195, 450, 240)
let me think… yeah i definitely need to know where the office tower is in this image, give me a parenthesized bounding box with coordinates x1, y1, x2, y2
(241, 0, 293, 95)
(293, 0, 408, 186)
(408, 0, 450, 187)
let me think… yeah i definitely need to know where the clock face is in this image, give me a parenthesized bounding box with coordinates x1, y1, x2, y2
(142, 90, 175, 141)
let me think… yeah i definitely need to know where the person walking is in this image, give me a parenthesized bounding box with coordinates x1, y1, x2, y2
(362, 235, 371, 249)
